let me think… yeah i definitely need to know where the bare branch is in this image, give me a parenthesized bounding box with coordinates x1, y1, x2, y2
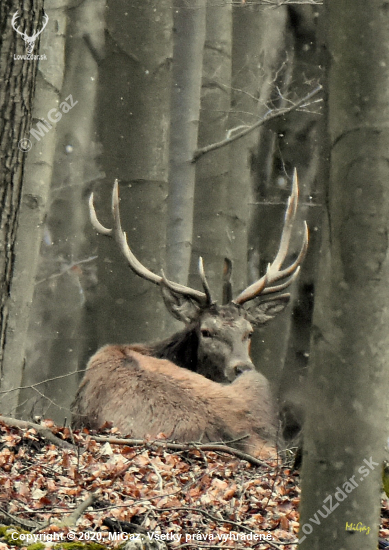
(193, 85, 322, 161)
(0, 507, 41, 530)
(0, 368, 85, 394)
(35, 255, 97, 286)
(60, 494, 97, 527)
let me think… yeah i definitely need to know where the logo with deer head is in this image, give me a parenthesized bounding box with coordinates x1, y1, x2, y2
(12, 11, 49, 54)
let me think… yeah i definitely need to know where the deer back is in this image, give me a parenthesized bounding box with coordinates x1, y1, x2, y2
(72, 346, 279, 458)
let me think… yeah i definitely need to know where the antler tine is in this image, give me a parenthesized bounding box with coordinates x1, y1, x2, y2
(198, 257, 213, 305)
(271, 167, 298, 271)
(89, 193, 112, 235)
(233, 270, 270, 305)
(111, 180, 162, 286)
(233, 170, 308, 306)
(264, 219, 308, 287)
(90, 180, 208, 304)
(261, 266, 301, 295)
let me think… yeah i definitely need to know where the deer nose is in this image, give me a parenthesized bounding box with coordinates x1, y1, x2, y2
(233, 362, 254, 378)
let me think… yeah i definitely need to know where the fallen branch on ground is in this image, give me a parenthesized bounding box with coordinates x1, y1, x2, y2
(0, 415, 75, 450)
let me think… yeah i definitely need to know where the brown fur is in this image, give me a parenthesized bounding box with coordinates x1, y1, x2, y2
(72, 346, 279, 458)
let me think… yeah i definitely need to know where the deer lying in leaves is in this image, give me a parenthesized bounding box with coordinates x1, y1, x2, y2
(72, 170, 308, 457)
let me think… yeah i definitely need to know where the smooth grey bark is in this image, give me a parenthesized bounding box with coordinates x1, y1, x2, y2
(0, 1, 60, 415)
(228, 4, 288, 296)
(190, 0, 232, 303)
(229, 4, 291, 380)
(19, 0, 104, 423)
(94, 0, 172, 346)
(166, 0, 206, 284)
(299, 2, 389, 549)
(265, 5, 323, 429)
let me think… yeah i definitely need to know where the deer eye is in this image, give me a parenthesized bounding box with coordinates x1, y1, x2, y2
(201, 329, 213, 338)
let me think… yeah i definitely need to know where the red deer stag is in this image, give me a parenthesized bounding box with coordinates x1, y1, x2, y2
(72, 170, 308, 457)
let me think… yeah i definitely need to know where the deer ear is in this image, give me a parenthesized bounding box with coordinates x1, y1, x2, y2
(160, 285, 202, 324)
(244, 295, 290, 326)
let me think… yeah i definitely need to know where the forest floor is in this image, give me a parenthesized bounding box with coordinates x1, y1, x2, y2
(0, 418, 389, 550)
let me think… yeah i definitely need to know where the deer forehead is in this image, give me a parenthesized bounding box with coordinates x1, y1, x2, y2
(199, 312, 253, 337)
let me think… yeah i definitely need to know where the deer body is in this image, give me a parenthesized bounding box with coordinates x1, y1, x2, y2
(72, 346, 279, 457)
(72, 171, 308, 455)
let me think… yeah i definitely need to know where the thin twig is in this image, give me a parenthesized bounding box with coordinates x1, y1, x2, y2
(150, 462, 164, 492)
(35, 255, 97, 285)
(159, 506, 254, 534)
(193, 85, 322, 161)
(0, 368, 86, 395)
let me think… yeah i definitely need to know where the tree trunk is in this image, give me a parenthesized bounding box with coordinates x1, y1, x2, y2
(299, 2, 389, 549)
(229, 3, 290, 380)
(166, 0, 206, 284)
(0, 1, 55, 415)
(229, 4, 288, 293)
(190, 0, 232, 303)
(19, 0, 104, 423)
(93, 0, 173, 347)
(266, 5, 323, 433)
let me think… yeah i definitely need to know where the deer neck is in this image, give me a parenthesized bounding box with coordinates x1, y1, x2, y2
(148, 325, 200, 372)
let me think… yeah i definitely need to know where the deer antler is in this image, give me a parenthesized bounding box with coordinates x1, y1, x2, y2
(89, 181, 212, 305)
(233, 169, 308, 306)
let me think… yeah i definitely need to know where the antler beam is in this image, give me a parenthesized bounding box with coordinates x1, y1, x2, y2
(89, 181, 211, 305)
(233, 169, 308, 306)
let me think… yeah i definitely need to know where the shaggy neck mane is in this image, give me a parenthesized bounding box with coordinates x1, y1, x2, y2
(130, 326, 200, 372)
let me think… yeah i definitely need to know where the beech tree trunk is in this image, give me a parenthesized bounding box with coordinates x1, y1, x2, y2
(229, 3, 290, 379)
(19, 0, 104, 423)
(0, 1, 55, 415)
(299, 2, 389, 549)
(166, 0, 206, 284)
(93, 0, 173, 346)
(190, 0, 232, 302)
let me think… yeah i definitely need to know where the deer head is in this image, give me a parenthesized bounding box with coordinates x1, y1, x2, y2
(88, 170, 308, 382)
